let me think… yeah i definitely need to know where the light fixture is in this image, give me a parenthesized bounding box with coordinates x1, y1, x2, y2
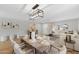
(32, 4, 39, 9)
(29, 4, 44, 20)
(29, 9, 44, 19)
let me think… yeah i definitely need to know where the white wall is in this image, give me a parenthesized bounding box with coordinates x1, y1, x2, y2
(0, 17, 79, 37)
(0, 19, 29, 36)
(55, 19, 79, 32)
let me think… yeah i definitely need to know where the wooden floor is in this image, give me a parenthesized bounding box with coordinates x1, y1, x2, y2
(0, 39, 13, 54)
(67, 48, 79, 54)
(0, 40, 79, 54)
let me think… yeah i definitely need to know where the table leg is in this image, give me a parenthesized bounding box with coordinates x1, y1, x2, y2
(34, 48, 37, 54)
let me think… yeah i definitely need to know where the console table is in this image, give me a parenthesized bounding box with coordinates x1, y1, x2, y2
(64, 40, 75, 50)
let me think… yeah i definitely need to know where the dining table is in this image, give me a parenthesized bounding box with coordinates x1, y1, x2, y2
(22, 35, 66, 54)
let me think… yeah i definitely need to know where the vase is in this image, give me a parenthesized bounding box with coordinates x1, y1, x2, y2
(31, 32, 36, 42)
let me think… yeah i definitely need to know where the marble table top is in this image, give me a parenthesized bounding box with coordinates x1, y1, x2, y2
(22, 36, 66, 53)
(23, 37, 50, 53)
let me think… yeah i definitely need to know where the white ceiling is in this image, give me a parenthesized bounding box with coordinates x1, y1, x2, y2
(0, 4, 79, 22)
(43, 4, 79, 22)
